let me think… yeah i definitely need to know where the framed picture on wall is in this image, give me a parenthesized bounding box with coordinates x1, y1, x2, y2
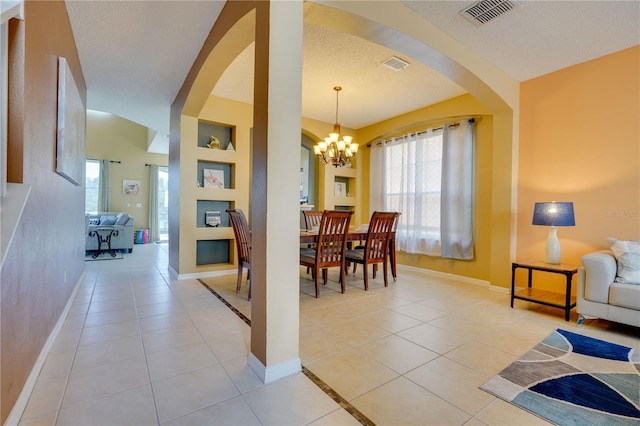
(203, 169, 224, 189)
(123, 179, 140, 195)
(55, 57, 86, 186)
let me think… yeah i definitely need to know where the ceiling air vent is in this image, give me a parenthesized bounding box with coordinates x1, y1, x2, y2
(382, 56, 410, 71)
(460, 0, 519, 25)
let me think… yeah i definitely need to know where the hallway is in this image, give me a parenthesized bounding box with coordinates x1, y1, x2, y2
(17, 243, 638, 425)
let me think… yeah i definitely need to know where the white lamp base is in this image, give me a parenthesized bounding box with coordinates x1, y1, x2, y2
(544, 226, 561, 264)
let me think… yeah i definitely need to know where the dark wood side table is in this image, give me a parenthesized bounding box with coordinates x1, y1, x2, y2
(511, 261, 578, 321)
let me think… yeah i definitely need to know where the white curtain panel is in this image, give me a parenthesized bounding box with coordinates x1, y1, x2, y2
(368, 143, 384, 215)
(375, 120, 475, 259)
(148, 164, 159, 243)
(441, 121, 475, 259)
(97, 159, 110, 212)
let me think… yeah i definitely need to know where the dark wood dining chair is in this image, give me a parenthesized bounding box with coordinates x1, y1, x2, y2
(302, 210, 323, 230)
(302, 210, 324, 274)
(226, 209, 251, 300)
(300, 210, 353, 298)
(345, 211, 400, 291)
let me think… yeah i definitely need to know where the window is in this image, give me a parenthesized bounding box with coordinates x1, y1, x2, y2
(384, 130, 444, 255)
(380, 120, 475, 259)
(158, 166, 168, 241)
(85, 159, 100, 214)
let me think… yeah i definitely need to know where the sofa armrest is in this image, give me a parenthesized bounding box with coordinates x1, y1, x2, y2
(580, 250, 617, 304)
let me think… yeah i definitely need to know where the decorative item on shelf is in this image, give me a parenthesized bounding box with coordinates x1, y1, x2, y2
(334, 182, 347, 197)
(207, 135, 221, 149)
(226, 141, 235, 151)
(205, 210, 221, 227)
(203, 169, 224, 189)
(313, 86, 358, 167)
(532, 201, 575, 264)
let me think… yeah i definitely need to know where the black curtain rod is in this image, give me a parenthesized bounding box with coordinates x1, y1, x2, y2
(109, 160, 121, 164)
(367, 118, 476, 148)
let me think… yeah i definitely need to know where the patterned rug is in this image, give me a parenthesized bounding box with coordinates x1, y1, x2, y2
(480, 329, 640, 425)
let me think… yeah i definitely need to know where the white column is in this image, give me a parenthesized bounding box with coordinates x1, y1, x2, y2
(249, 0, 303, 383)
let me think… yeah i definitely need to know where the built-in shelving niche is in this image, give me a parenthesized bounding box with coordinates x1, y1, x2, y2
(197, 160, 234, 189)
(198, 121, 234, 150)
(196, 200, 232, 228)
(196, 240, 230, 266)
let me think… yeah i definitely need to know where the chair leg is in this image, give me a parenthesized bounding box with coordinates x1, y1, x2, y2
(314, 266, 321, 298)
(363, 264, 369, 291)
(247, 274, 251, 301)
(340, 262, 346, 293)
(373, 263, 378, 279)
(322, 268, 327, 285)
(236, 264, 243, 294)
(383, 260, 389, 287)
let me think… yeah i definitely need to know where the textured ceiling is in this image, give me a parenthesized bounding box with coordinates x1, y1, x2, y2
(65, 1, 640, 154)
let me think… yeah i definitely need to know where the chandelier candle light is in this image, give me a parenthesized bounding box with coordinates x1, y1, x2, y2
(532, 201, 576, 264)
(313, 86, 358, 167)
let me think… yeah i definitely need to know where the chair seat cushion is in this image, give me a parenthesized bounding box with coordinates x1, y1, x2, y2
(300, 249, 316, 264)
(346, 248, 365, 261)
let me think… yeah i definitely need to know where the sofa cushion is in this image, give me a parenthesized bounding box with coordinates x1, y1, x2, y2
(609, 283, 640, 310)
(607, 238, 640, 284)
(115, 212, 130, 226)
(88, 218, 100, 225)
(99, 215, 117, 226)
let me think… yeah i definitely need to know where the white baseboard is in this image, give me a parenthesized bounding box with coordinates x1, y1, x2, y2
(248, 353, 301, 384)
(5, 272, 85, 426)
(168, 265, 236, 281)
(398, 263, 491, 288)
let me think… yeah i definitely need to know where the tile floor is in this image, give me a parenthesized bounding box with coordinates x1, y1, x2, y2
(18, 243, 639, 425)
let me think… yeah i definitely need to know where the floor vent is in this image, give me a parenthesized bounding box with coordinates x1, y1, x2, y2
(382, 56, 410, 71)
(460, 0, 519, 25)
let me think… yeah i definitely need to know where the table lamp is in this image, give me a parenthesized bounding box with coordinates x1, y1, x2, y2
(532, 201, 575, 264)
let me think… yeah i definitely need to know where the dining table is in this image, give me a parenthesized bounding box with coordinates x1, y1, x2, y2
(299, 227, 397, 279)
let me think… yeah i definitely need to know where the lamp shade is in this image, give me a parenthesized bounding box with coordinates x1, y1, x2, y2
(532, 202, 575, 227)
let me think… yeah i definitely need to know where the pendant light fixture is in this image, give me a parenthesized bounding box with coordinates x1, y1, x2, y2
(313, 86, 358, 167)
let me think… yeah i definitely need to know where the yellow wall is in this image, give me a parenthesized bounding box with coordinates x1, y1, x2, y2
(518, 46, 640, 269)
(357, 94, 494, 282)
(85, 111, 168, 229)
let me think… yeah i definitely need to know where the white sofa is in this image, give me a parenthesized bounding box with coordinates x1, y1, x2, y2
(85, 212, 134, 254)
(577, 250, 640, 327)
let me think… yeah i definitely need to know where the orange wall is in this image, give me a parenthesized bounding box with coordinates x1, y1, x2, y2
(1, 1, 85, 421)
(517, 46, 640, 268)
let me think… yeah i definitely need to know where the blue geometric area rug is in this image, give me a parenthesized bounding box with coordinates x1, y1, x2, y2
(480, 329, 640, 425)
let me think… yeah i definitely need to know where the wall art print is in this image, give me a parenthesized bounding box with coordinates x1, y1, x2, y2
(56, 57, 86, 186)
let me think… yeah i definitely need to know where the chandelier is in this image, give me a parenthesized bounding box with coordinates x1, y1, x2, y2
(313, 86, 358, 167)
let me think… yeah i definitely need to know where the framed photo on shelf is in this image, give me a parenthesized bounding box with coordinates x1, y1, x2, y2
(334, 182, 347, 197)
(203, 169, 224, 189)
(205, 210, 221, 227)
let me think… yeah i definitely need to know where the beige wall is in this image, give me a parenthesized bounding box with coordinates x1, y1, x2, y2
(85, 111, 168, 229)
(517, 46, 640, 269)
(1, 1, 85, 422)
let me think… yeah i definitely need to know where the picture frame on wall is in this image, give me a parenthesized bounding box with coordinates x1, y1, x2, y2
(123, 179, 140, 195)
(55, 57, 86, 186)
(203, 169, 224, 189)
(334, 182, 347, 197)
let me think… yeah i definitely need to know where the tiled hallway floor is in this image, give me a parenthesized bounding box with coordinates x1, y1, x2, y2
(18, 243, 639, 425)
